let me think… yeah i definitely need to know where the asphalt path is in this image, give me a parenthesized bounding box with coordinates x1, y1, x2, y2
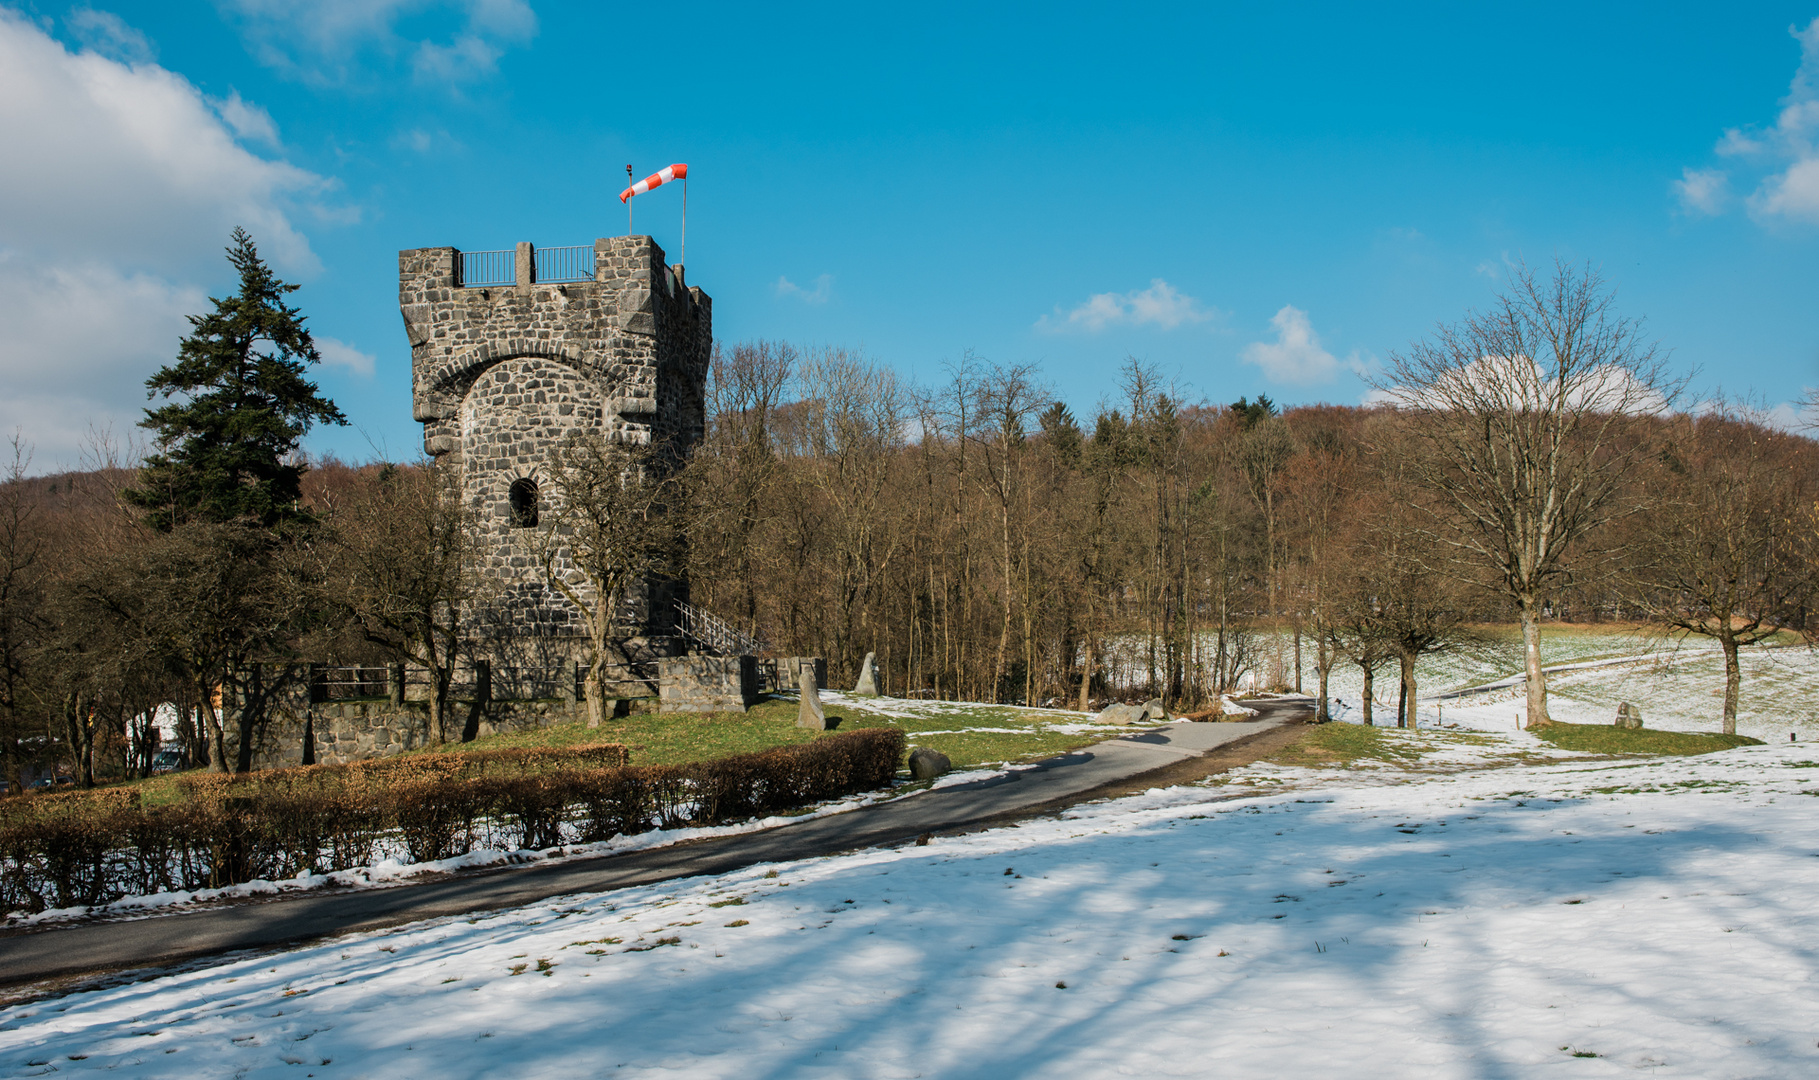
(0, 701, 1305, 988)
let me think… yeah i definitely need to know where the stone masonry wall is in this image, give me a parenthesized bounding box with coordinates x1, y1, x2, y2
(656, 655, 759, 714)
(399, 236, 711, 645)
(236, 700, 589, 770)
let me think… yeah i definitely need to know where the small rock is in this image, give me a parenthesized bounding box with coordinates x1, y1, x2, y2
(908, 747, 951, 781)
(1614, 702, 1643, 730)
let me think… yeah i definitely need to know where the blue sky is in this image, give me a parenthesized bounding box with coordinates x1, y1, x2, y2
(2, 2, 1817, 469)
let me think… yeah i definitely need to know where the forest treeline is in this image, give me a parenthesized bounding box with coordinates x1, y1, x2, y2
(686, 343, 1819, 726)
(1, 257, 1816, 788)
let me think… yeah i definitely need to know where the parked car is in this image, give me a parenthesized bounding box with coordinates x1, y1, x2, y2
(150, 749, 186, 775)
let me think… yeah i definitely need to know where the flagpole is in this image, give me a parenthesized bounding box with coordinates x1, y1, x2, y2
(625, 164, 634, 236)
(680, 176, 686, 268)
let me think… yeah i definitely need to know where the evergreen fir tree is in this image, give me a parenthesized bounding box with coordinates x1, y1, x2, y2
(126, 228, 347, 530)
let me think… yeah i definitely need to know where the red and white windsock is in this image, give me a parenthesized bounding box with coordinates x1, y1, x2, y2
(620, 163, 687, 203)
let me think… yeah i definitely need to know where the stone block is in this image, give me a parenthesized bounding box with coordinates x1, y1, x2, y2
(657, 655, 757, 713)
(854, 651, 883, 697)
(797, 660, 829, 730)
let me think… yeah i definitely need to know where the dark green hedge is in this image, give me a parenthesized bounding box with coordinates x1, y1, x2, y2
(0, 727, 904, 914)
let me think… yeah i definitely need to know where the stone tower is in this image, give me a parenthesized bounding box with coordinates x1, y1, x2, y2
(398, 236, 710, 652)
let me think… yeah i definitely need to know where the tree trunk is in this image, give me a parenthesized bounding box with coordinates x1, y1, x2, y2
(428, 688, 445, 745)
(425, 655, 450, 746)
(1518, 596, 1549, 729)
(1399, 652, 1418, 729)
(200, 677, 228, 773)
(1360, 664, 1375, 727)
(1078, 637, 1093, 712)
(586, 661, 607, 729)
(1294, 621, 1303, 693)
(1315, 637, 1332, 722)
(63, 691, 94, 787)
(234, 666, 262, 774)
(1720, 632, 1741, 736)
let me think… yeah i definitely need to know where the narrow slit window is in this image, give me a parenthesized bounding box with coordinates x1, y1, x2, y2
(508, 477, 539, 527)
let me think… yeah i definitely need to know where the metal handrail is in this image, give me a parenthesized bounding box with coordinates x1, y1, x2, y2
(533, 245, 594, 283)
(674, 599, 768, 656)
(459, 249, 514, 287)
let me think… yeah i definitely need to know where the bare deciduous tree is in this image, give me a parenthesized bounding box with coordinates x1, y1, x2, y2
(319, 461, 482, 743)
(538, 432, 684, 728)
(1378, 260, 1680, 728)
(1628, 408, 1818, 733)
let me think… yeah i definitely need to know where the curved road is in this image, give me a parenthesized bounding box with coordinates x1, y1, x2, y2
(0, 702, 1307, 989)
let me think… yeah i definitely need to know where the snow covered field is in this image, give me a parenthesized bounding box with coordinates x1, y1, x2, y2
(1304, 632, 1819, 742)
(5, 729, 1817, 1078)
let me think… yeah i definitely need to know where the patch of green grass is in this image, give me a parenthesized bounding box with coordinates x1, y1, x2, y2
(410, 697, 826, 766)
(1267, 723, 1427, 768)
(403, 694, 1112, 771)
(52, 694, 1117, 814)
(1589, 778, 1746, 795)
(1528, 722, 1762, 757)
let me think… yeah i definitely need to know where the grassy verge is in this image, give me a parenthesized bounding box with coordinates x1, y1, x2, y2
(425, 695, 1116, 771)
(67, 695, 1119, 808)
(1264, 723, 1430, 769)
(417, 698, 819, 766)
(1527, 722, 1763, 756)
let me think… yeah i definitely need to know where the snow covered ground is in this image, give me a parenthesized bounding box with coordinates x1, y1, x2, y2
(1309, 634, 1819, 743)
(5, 729, 1817, 1078)
(1098, 625, 1819, 740)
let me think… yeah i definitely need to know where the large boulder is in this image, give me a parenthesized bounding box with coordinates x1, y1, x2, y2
(853, 651, 884, 697)
(1141, 698, 1170, 721)
(1095, 702, 1148, 726)
(908, 746, 952, 781)
(1614, 702, 1643, 730)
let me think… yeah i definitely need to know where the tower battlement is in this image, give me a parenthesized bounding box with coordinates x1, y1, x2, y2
(399, 235, 711, 643)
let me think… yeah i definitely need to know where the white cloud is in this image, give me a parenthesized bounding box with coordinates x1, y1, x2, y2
(1756, 156, 1819, 221)
(1036, 279, 1214, 334)
(219, 0, 537, 86)
(1375, 355, 1672, 416)
(1674, 167, 1730, 216)
(1240, 306, 1362, 385)
(0, 258, 202, 468)
(1684, 17, 1819, 226)
(67, 7, 155, 65)
(0, 9, 324, 272)
(775, 274, 832, 304)
(317, 337, 377, 378)
(215, 89, 279, 145)
(0, 11, 331, 468)
(1763, 396, 1819, 431)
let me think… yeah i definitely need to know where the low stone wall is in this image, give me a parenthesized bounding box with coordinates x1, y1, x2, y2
(657, 655, 758, 713)
(226, 650, 792, 768)
(241, 699, 590, 769)
(773, 657, 827, 693)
